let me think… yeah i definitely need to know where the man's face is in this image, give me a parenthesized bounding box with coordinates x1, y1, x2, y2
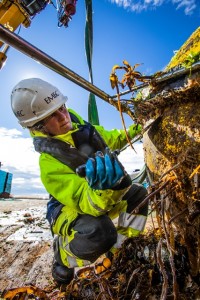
(42, 105, 73, 136)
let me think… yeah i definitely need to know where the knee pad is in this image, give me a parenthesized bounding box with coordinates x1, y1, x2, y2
(69, 214, 117, 262)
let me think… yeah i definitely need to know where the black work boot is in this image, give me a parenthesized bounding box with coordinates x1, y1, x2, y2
(52, 261, 74, 285)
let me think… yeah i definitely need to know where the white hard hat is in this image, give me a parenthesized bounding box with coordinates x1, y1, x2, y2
(11, 78, 68, 128)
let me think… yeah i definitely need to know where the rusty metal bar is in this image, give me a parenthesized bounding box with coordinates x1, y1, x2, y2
(0, 24, 111, 102)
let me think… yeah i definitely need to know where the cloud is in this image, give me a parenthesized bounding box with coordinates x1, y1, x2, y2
(172, 0, 197, 14)
(119, 142, 145, 173)
(108, 0, 197, 15)
(0, 127, 47, 196)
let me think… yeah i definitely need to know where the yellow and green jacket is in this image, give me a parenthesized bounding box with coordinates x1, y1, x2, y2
(32, 109, 142, 236)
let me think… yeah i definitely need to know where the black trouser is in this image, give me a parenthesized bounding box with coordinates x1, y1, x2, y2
(53, 183, 148, 265)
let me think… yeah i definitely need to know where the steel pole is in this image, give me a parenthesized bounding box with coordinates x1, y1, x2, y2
(0, 25, 111, 102)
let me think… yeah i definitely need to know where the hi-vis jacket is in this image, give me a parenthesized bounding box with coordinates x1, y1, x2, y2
(32, 109, 142, 238)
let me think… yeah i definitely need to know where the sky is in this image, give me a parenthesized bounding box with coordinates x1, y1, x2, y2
(0, 0, 199, 196)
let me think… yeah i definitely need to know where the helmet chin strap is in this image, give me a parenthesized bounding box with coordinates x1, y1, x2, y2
(29, 123, 53, 137)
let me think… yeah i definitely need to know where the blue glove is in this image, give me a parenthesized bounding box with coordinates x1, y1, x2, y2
(85, 148, 126, 190)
